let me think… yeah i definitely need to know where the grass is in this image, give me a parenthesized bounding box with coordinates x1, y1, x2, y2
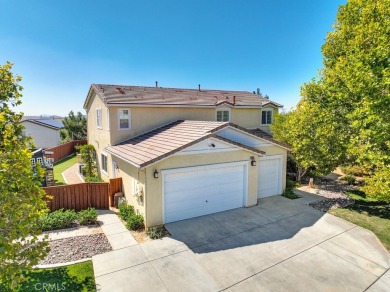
(1, 261, 95, 291)
(53, 155, 78, 185)
(329, 189, 390, 251)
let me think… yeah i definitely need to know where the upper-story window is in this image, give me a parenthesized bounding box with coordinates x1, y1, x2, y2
(96, 108, 102, 128)
(118, 109, 131, 130)
(261, 110, 273, 125)
(216, 109, 230, 122)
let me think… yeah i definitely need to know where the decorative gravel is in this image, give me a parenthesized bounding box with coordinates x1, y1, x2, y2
(309, 198, 355, 212)
(40, 234, 112, 265)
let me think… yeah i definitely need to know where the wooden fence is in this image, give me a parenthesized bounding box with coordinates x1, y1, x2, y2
(43, 178, 122, 211)
(45, 140, 87, 163)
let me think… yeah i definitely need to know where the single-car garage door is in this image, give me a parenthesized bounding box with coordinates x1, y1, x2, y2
(258, 156, 282, 198)
(163, 162, 247, 223)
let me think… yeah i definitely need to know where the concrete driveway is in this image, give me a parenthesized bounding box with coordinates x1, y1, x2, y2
(93, 193, 390, 291)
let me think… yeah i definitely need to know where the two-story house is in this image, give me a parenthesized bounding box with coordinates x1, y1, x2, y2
(84, 84, 290, 227)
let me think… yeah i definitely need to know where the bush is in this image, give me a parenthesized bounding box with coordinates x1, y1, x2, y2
(119, 202, 135, 220)
(84, 176, 103, 182)
(340, 165, 364, 176)
(147, 226, 165, 239)
(126, 214, 144, 231)
(286, 179, 300, 189)
(282, 188, 301, 200)
(77, 207, 98, 225)
(39, 209, 77, 231)
(342, 174, 356, 185)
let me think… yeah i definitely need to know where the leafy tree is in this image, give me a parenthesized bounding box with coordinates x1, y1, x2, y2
(271, 101, 346, 181)
(80, 144, 97, 178)
(301, 0, 390, 200)
(0, 62, 48, 288)
(59, 111, 87, 142)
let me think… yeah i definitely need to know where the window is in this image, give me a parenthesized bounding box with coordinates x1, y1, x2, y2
(101, 153, 108, 173)
(261, 110, 273, 125)
(118, 109, 131, 130)
(96, 108, 102, 128)
(216, 110, 230, 122)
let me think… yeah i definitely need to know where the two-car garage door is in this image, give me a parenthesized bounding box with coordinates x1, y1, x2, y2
(163, 162, 247, 223)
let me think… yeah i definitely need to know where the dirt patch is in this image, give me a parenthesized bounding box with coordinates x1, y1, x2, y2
(130, 229, 151, 244)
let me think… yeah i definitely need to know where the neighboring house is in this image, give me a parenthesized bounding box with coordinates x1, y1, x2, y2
(21, 117, 63, 148)
(30, 148, 55, 187)
(84, 84, 290, 227)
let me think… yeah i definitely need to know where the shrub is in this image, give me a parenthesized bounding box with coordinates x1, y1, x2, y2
(340, 165, 364, 176)
(126, 214, 144, 231)
(147, 226, 165, 239)
(282, 188, 301, 200)
(119, 202, 135, 220)
(84, 176, 103, 182)
(39, 209, 77, 231)
(342, 174, 356, 185)
(77, 208, 98, 225)
(286, 179, 300, 189)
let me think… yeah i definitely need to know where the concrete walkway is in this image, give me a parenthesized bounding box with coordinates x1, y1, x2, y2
(96, 210, 137, 250)
(92, 193, 390, 291)
(62, 163, 84, 184)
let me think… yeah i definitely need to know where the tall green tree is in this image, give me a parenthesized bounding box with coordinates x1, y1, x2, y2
(301, 0, 390, 200)
(271, 101, 346, 182)
(0, 62, 48, 288)
(59, 111, 87, 142)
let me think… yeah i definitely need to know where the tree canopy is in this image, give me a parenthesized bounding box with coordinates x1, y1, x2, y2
(0, 62, 48, 288)
(59, 111, 87, 142)
(272, 0, 389, 200)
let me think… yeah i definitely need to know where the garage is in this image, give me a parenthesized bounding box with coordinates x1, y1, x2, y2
(258, 156, 282, 198)
(163, 162, 248, 223)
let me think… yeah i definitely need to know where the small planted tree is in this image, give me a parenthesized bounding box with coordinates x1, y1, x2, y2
(59, 111, 87, 142)
(0, 62, 48, 288)
(80, 144, 97, 179)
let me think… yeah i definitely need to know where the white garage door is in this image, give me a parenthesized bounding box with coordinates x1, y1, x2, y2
(258, 156, 282, 198)
(163, 162, 247, 223)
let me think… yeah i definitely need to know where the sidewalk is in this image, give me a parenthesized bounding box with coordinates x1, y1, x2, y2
(62, 163, 84, 184)
(96, 209, 137, 250)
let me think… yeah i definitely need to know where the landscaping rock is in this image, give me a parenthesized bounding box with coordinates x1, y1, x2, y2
(40, 234, 111, 265)
(309, 198, 355, 212)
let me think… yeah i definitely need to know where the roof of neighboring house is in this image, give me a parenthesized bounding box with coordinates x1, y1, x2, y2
(84, 84, 283, 109)
(22, 119, 63, 130)
(106, 120, 266, 169)
(22, 115, 63, 121)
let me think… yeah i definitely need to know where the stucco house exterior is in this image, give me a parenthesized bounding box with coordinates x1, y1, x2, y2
(84, 84, 290, 227)
(21, 117, 63, 148)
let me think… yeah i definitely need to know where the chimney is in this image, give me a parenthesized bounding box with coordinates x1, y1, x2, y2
(233, 96, 236, 105)
(155, 81, 158, 88)
(198, 84, 201, 91)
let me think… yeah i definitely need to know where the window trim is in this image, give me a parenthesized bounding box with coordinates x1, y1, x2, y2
(96, 108, 102, 129)
(261, 109, 273, 125)
(101, 153, 108, 176)
(215, 108, 231, 122)
(118, 108, 131, 130)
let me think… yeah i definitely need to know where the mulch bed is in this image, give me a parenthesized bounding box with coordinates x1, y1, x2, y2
(40, 234, 112, 265)
(309, 198, 355, 212)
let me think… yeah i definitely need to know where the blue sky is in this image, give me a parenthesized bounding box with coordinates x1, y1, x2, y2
(0, 0, 345, 116)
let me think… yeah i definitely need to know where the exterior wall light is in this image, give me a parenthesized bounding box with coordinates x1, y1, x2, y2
(250, 156, 256, 166)
(153, 169, 159, 178)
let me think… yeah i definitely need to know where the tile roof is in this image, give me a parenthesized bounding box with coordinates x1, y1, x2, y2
(106, 120, 265, 169)
(85, 84, 283, 108)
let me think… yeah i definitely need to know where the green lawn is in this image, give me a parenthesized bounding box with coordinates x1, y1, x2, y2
(329, 190, 390, 251)
(53, 155, 78, 185)
(1, 261, 96, 291)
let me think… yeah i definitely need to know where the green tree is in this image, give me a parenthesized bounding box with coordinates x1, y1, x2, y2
(59, 111, 87, 142)
(80, 144, 97, 178)
(301, 0, 390, 200)
(271, 101, 346, 182)
(0, 62, 48, 288)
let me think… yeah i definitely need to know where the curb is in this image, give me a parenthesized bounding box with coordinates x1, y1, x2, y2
(34, 257, 91, 269)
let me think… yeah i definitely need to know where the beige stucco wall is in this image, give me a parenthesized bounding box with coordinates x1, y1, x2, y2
(143, 150, 259, 227)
